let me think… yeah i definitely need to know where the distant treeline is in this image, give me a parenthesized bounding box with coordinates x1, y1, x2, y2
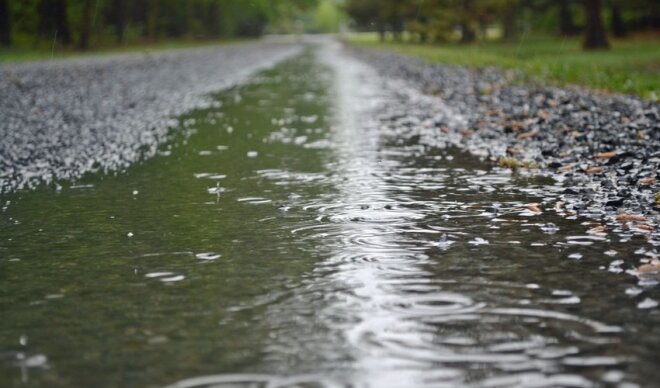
(0, 0, 321, 50)
(345, 0, 660, 49)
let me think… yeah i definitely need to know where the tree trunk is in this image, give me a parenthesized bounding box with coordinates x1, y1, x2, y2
(460, 23, 476, 43)
(611, 4, 626, 37)
(40, 0, 71, 44)
(502, 6, 519, 43)
(206, 0, 220, 38)
(115, 0, 126, 44)
(559, 0, 579, 36)
(146, 0, 159, 41)
(55, 0, 71, 44)
(392, 21, 403, 42)
(377, 21, 385, 42)
(78, 0, 92, 50)
(0, 0, 10, 47)
(460, 0, 476, 43)
(583, 0, 609, 50)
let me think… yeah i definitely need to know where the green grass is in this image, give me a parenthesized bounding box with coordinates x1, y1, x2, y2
(349, 33, 660, 100)
(0, 37, 251, 64)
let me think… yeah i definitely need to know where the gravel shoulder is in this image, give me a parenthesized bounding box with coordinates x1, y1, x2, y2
(349, 45, 660, 230)
(0, 41, 301, 193)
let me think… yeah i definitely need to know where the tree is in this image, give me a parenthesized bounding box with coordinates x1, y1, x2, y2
(345, 0, 385, 40)
(610, 1, 626, 37)
(501, 3, 521, 42)
(558, 0, 579, 36)
(583, 0, 609, 49)
(0, 0, 10, 46)
(39, 0, 71, 45)
(78, 0, 93, 50)
(112, 0, 127, 43)
(459, 0, 477, 43)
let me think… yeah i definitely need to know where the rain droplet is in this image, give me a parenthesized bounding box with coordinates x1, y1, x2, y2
(195, 252, 221, 261)
(469, 237, 489, 246)
(637, 298, 658, 309)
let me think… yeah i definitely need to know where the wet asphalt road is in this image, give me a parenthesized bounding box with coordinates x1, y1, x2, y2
(0, 40, 301, 193)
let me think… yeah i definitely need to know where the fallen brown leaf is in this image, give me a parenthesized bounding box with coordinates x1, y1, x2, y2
(594, 151, 617, 159)
(505, 120, 526, 132)
(526, 203, 542, 213)
(586, 166, 603, 174)
(517, 130, 539, 140)
(640, 177, 656, 185)
(635, 224, 655, 231)
(588, 225, 607, 234)
(557, 164, 574, 172)
(537, 110, 551, 121)
(638, 260, 660, 275)
(616, 214, 647, 222)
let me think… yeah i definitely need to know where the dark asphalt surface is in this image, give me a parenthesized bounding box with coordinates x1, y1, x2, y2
(0, 41, 301, 193)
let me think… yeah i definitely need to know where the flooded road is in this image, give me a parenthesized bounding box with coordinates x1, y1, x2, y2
(1, 43, 659, 387)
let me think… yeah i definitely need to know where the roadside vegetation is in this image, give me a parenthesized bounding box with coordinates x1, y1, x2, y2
(345, 0, 659, 100)
(350, 33, 659, 99)
(0, 0, 345, 63)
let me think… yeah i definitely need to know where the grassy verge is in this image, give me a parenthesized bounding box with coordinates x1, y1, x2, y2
(0, 37, 252, 64)
(348, 33, 659, 100)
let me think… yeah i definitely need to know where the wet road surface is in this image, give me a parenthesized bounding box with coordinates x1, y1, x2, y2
(1, 41, 659, 387)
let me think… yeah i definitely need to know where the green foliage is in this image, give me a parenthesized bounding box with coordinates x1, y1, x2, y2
(345, 0, 659, 46)
(0, 0, 321, 53)
(350, 33, 659, 99)
(313, 0, 344, 33)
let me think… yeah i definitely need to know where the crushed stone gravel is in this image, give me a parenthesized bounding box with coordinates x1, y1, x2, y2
(349, 45, 659, 227)
(0, 41, 301, 193)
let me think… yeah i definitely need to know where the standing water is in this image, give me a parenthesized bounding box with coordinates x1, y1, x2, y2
(1, 43, 659, 387)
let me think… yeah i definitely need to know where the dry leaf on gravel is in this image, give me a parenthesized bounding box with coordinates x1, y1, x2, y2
(640, 177, 656, 185)
(616, 214, 647, 222)
(637, 260, 660, 277)
(517, 130, 539, 140)
(526, 203, 542, 213)
(537, 110, 551, 121)
(588, 225, 607, 234)
(586, 166, 603, 174)
(594, 151, 617, 159)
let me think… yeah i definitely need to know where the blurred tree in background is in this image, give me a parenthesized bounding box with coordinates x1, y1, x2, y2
(1, 0, 657, 53)
(345, 0, 659, 50)
(0, 0, 346, 51)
